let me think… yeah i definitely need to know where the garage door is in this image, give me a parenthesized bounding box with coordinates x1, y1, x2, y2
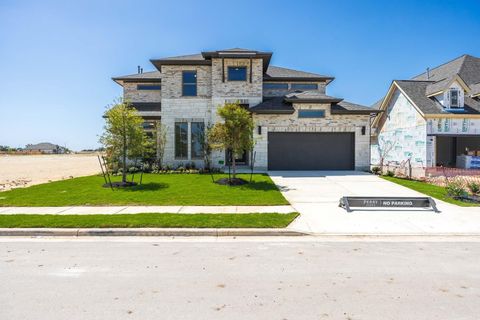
(268, 132, 355, 170)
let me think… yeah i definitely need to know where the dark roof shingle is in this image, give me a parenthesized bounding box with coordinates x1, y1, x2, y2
(249, 97, 294, 114)
(265, 66, 333, 80)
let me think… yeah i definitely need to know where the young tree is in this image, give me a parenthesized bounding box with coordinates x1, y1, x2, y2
(376, 136, 398, 173)
(100, 99, 147, 184)
(208, 102, 254, 180)
(155, 121, 167, 168)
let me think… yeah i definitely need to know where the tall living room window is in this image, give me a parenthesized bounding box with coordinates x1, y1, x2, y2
(174, 122, 188, 159)
(191, 122, 205, 159)
(182, 71, 197, 96)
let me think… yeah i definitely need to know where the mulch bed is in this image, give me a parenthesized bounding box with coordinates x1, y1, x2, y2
(103, 181, 138, 188)
(215, 178, 249, 186)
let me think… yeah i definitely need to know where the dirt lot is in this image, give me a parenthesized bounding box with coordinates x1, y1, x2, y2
(0, 154, 100, 191)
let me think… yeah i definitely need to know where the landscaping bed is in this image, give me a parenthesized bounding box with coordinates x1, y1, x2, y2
(0, 173, 288, 206)
(0, 213, 299, 228)
(381, 176, 480, 207)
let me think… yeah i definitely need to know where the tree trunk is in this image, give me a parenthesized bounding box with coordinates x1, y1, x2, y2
(122, 113, 127, 183)
(155, 120, 162, 168)
(232, 156, 236, 180)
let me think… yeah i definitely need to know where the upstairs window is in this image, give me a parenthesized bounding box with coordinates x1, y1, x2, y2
(137, 84, 161, 90)
(228, 66, 247, 81)
(182, 71, 197, 96)
(450, 89, 459, 108)
(291, 83, 318, 90)
(298, 109, 325, 118)
(263, 83, 288, 90)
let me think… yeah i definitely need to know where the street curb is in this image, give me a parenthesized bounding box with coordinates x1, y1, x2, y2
(0, 228, 306, 237)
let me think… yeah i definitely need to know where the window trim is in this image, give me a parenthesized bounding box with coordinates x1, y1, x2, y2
(227, 66, 247, 82)
(174, 122, 189, 159)
(182, 70, 197, 97)
(137, 84, 161, 90)
(298, 109, 326, 118)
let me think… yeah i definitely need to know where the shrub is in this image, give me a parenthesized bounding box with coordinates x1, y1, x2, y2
(371, 166, 381, 175)
(384, 170, 395, 177)
(467, 182, 480, 195)
(446, 181, 467, 198)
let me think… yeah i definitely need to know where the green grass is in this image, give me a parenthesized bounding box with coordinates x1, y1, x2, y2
(0, 213, 299, 228)
(0, 173, 288, 206)
(381, 176, 479, 207)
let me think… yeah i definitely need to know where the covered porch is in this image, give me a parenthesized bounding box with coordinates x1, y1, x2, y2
(430, 135, 480, 168)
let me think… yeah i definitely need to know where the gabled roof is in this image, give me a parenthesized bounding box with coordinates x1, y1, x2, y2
(425, 74, 471, 96)
(471, 83, 480, 97)
(413, 54, 480, 86)
(264, 66, 334, 83)
(378, 80, 480, 117)
(374, 54, 480, 117)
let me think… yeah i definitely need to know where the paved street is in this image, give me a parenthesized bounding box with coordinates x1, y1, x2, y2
(1, 237, 480, 320)
(269, 171, 480, 235)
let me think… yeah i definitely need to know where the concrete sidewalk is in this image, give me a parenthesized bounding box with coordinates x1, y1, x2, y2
(0, 205, 295, 215)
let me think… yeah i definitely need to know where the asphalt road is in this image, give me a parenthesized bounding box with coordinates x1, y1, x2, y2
(1, 237, 480, 320)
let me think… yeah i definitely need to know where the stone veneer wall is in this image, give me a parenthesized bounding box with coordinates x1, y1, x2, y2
(160, 62, 264, 168)
(252, 103, 371, 170)
(211, 58, 263, 98)
(123, 82, 162, 102)
(161, 65, 212, 99)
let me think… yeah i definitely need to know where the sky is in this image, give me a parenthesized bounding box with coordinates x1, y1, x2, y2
(0, 0, 479, 150)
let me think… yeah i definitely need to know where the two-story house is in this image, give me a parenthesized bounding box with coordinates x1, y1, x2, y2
(371, 54, 480, 176)
(113, 48, 377, 171)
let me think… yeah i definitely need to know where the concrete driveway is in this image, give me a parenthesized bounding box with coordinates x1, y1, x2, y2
(269, 171, 480, 235)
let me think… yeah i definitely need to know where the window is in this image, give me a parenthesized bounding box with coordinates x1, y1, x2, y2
(291, 83, 318, 90)
(298, 110, 325, 118)
(142, 121, 156, 130)
(175, 122, 188, 158)
(191, 122, 205, 159)
(263, 83, 288, 90)
(182, 71, 197, 96)
(228, 66, 247, 81)
(450, 89, 459, 108)
(137, 84, 161, 90)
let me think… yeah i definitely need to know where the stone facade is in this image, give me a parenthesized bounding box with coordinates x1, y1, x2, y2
(253, 103, 371, 170)
(123, 82, 161, 102)
(119, 49, 370, 171)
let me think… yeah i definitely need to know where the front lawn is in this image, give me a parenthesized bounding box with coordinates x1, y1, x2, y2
(381, 176, 479, 207)
(0, 173, 288, 206)
(0, 213, 299, 228)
